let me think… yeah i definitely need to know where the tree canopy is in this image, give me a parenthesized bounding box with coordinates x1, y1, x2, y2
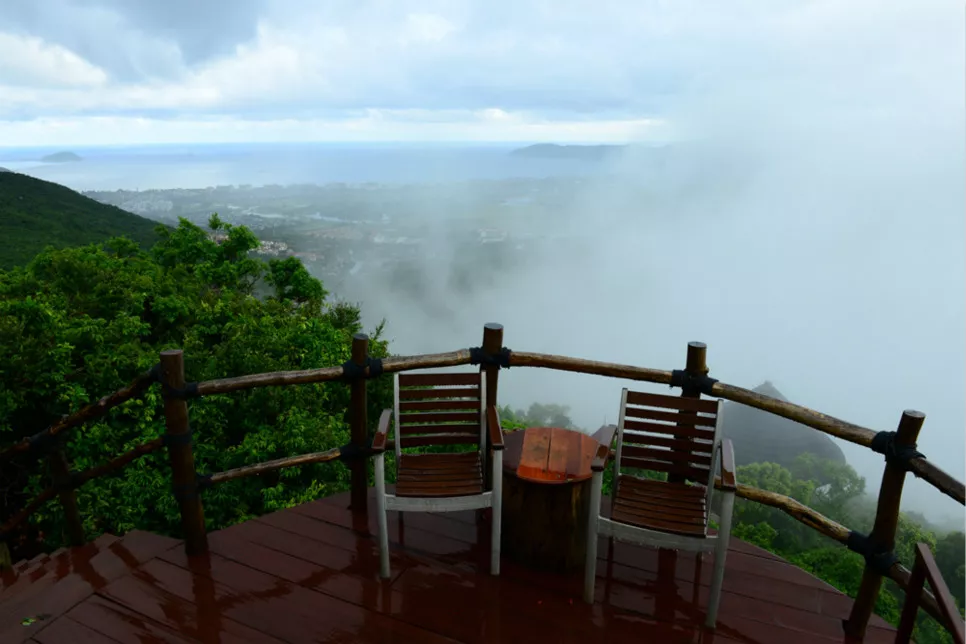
(0, 215, 391, 551)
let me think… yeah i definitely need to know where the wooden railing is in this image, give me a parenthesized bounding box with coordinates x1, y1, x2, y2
(896, 543, 966, 644)
(1, 323, 963, 641)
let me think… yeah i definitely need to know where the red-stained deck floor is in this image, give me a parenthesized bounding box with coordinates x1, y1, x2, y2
(1, 488, 898, 643)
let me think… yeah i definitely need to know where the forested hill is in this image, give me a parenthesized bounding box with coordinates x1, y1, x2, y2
(0, 172, 163, 269)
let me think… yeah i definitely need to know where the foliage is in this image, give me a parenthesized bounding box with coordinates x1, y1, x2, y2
(0, 172, 162, 269)
(0, 215, 391, 553)
(501, 402, 576, 429)
(732, 456, 962, 644)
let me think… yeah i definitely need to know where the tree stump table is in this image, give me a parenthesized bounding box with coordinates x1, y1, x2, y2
(501, 426, 601, 573)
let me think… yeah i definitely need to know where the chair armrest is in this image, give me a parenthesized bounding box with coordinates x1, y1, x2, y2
(719, 438, 737, 492)
(487, 405, 505, 450)
(591, 424, 617, 472)
(372, 409, 392, 452)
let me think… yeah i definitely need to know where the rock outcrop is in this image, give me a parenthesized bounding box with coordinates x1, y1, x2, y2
(720, 381, 846, 469)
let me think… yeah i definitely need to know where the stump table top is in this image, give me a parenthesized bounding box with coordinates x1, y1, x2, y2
(503, 426, 599, 484)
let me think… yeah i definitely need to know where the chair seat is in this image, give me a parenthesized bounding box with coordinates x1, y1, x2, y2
(395, 452, 483, 498)
(612, 475, 707, 537)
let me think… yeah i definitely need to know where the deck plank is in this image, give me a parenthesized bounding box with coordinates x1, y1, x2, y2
(91, 572, 283, 643)
(0, 488, 900, 643)
(32, 613, 122, 644)
(155, 550, 459, 643)
(0, 531, 181, 644)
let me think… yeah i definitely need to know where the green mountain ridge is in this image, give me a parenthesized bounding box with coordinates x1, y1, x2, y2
(0, 172, 164, 269)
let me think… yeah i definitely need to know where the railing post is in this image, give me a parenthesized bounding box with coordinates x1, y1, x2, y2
(160, 349, 208, 556)
(47, 441, 85, 546)
(844, 409, 925, 639)
(349, 333, 369, 513)
(670, 341, 708, 484)
(481, 323, 504, 409)
(481, 323, 504, 491)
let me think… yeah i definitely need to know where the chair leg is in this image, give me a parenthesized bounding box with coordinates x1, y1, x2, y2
(693, 552, 703, 606)
(584, 470, 604, 603)
(706, 544, 727, 627)
(490, 450, 502, 576)
(374, 454, 391, 579)
(705, 491, 735, 628)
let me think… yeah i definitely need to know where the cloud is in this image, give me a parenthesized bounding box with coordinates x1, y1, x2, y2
(0, 0, 961, 146)
(0, 33, 108, 88)
(0, 0, 263, 79)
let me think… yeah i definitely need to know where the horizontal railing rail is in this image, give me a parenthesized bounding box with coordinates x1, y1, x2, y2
(1, 323, 963, 641)
(713, 478, 957, 633)
(0, 436, 164, 539)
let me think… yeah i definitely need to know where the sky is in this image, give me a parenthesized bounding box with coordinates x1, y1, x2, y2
(2, 1, 965, 522)
(0, 0, 958, 146)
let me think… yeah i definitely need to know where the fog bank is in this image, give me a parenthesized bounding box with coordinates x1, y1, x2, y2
(352, 1, 966, 524)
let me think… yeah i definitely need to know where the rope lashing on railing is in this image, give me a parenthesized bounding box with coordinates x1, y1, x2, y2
(870, 431, 925, 473)
(847, 531, 900, 576)
(469, 346, 512, 369)
(341, 357, 384, 380)
(669, 369, 719, 396)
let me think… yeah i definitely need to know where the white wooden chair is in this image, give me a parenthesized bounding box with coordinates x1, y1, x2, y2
(371, 371, 504, 579)
(584, 388, 738, 629)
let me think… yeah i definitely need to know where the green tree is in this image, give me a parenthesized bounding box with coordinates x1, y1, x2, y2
(731, 457, 958, 644)
(0, 216, 391, 555)
(934, 531, 966, 607)
(510, 402, 577, 429)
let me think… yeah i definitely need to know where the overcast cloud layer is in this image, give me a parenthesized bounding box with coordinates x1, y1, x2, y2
(0, 0, 961, 145)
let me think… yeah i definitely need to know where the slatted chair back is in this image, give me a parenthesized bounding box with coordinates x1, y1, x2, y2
(613, 389, 724, 495)
(393, 371, 487, 461)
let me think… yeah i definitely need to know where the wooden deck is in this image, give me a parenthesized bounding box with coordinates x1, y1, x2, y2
(1, 488, 900, 644)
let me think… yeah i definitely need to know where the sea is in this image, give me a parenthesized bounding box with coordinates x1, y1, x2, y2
(0, 143, 619, 192)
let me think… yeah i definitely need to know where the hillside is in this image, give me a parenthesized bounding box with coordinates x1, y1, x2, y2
(0, 172, 163, 269)
(720, 381, 847, 470)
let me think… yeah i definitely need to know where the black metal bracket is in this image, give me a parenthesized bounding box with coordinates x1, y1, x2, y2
(26, 430, 61, 458)
(196, 473, 213, 490)
(162, 431, 194, 448)
(53, 470, 82, 493)
(148, 362, 163, 382)
(338, 442, 367, 462)
(151, 361, 199, 398)
(469, 346, 512, 369)
(846, 531, 899, 576)
(162, 381, 200, 400)
(870, 431, 924, 474)
(171, 474, 211, 501)
(341, 357, 384, 381)
(669, 370, 719, 396)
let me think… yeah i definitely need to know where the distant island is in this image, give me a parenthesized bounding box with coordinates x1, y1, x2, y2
(510, 143, 627, 160)
(40, 151, 82, 163)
